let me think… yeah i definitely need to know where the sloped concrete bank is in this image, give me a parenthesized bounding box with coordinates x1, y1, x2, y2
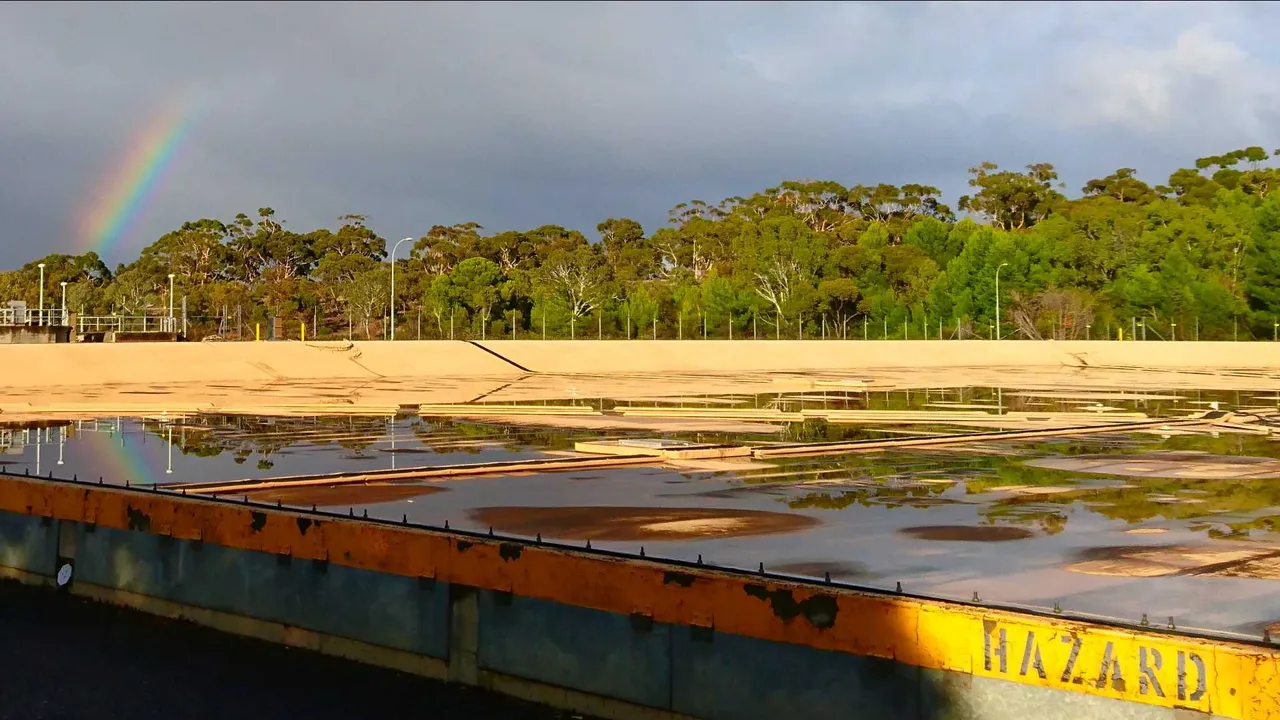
(1, 339, 1275, 389)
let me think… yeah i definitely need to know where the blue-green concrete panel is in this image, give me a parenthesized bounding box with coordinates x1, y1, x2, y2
(478, 591, 672, 709)
(73, 524, 449, 659)
(0, 511, 56, 576)
(671, 626, 924, 720)
(74, 524, 177, 597)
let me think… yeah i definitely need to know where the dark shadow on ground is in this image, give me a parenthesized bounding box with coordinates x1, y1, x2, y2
(0, 580, 590, 720)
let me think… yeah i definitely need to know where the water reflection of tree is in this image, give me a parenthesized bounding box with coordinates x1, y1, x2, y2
(783, 466, 1072, 536)
(413, 419, 572, 455)
(761, 388, 1205, 416)
(137, 414, 398, 462)
(411, 416, 793, 455)
(963, 434, 1280, 537)
(766, 449, 986, 484)
(788, 485, 950, 511)
(762, 434, 1280, 537)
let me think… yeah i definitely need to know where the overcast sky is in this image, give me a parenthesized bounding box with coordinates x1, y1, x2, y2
(1, 1, 1278, 269)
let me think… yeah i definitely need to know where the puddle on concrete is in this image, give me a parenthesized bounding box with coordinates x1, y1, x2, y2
(469, 506, 819, 541)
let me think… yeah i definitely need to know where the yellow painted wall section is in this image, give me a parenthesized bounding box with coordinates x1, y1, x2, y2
(2, 474, 1278, 719)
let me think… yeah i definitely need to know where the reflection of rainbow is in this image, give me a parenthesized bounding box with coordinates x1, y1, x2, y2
(77, 420, 160, 487)
(76, 96, 202, 260)
(106, 425, 157, 486)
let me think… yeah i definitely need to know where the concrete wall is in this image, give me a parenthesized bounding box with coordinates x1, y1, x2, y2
(0, 473, 1270, 720)
(0, 325, 70, 344)
(107, 331, 181, 343)
(0, 508, 1204, 720)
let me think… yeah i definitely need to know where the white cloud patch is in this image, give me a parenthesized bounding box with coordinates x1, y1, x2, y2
(1046, 23, 1279, 141)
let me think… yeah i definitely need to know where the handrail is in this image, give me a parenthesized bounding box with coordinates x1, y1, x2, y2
(75, 315, 176, 334)
(1, 307, 69, 327)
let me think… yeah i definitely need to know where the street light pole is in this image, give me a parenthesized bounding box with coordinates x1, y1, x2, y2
(60, 281, 67, 327)
(389, 237, 413, 341)
(994, 262, 1009, 341)
(168, 274, 176, 333)
(37, 263, 45, 325)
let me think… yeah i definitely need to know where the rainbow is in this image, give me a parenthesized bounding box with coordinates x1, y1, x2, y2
(64, 96, 205, 484)
(76, 95, 203, 261)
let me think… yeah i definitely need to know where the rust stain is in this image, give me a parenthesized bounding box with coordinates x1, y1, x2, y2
(743, 583, 838, 630)
(125, 505, 150, 532)
(662, 571, 696, 588)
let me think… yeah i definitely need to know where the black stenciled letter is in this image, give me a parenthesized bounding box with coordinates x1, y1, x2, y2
(1096, 641, 1124, 691)
(1020, 631, 1046, 679)
(1060, 634, 1083, 683)
(1177, 651, 1207, 702)
(1139, 647, 1164, 698)
(984, 627, 1008, 673)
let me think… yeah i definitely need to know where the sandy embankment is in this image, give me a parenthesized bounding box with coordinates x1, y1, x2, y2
(0, 340, 1277, 421)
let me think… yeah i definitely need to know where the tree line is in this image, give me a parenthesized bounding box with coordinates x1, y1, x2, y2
(4, 146, 1280, 341)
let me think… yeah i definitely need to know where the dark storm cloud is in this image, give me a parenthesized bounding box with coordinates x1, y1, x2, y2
(0, 1, 1277, 268)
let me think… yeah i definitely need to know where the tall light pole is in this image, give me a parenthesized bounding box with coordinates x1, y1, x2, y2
(994, 262, 1009, 341)
(37, 263, 45, 325)
(389, 237, 413, 341)
(60, 281, 67, 327)
(168, 273, 176, 333)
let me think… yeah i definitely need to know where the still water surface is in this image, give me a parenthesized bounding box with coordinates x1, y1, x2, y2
(4, 386, 1280, 635)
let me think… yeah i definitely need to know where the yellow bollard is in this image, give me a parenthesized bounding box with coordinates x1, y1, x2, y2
(1118, 328, 1123, 341)
(255, 323, 261, 342)
(301, 322, 306, 343)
